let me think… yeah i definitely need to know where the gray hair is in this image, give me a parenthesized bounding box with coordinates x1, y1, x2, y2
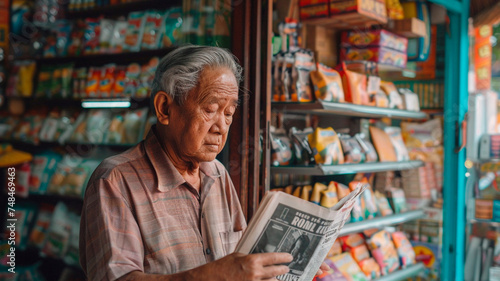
(150, 45, 243, 113)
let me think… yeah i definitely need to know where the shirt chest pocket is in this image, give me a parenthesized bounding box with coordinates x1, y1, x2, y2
(219, 230, 243, 255)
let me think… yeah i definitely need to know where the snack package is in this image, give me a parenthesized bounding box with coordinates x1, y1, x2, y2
(123, 63, 141, 97)
(47, 155, 82, 195)
(161, 7, 183, 47)
(42, 202, 72, 258)
(386, 0, 404, 19)
(67, 19, 86, 56)
(341, 29, 407, 52)
(348, 182, 365, 222)
(109, 20, 128, 53)
(60, 159, 100, 197)
(310, 63, 345, 102)
(105, 111, 126, 144)
(112, 66, 127, 97)
(29, 151, 62, 194)
(280, 53, 295, 101)
(329, 253, 369, 281)
(99, 64, 116, 98)
(308, 127, 344, 165)
(386, 187, 408, 213)
(29, 203, 55, 249)
(337, 183, 351, 200)
(142, 11, 164, 50)
(293, 50, 316, 102)
(73, 67, 88, 99)
(289, 127, 315, 165)
(123, 108, 148, 144)
(271, 127, 293, 166)
(35, 66, 53, 98)
(327, 239, 342, 258)
(339, 63, 369, 105)
(320, 181, 339, 208)
(384, 126, 409, 161)
(355, 133, 378, 163)
(369, 126, 397, 162)
(339, 134, 365, 164)
(401, 119, 442, 148)
(340, 233, 365, 252)
(374, 191, 393, 216)
(341, 47, 407, 69)
(7, 203, 37, 250)
(55, 21, 72, 56)
(83, 17, 101, 54)
(391, 231, 416, 267)
(399, 88, 420, 111)
(351, 244, 370, 263)
(272, 54, 284, 102)
(136, 57, 159, 98)
(310, 182, 327, 205)
(15, 162, 31, 198)
(124, 11, 147, 52)
(380, 81, 404, 109)
(361, 184, 379, 219)
(85, 67, 102, 98)
(317, 258, 349, 281)
(63, 213, 81, 266)
(292, 186, 302, 198)
(301, 185, 312, 201)
(367, 230, 400, 275)
(358, 258, 382, 279)
(99, 19, 115, 53)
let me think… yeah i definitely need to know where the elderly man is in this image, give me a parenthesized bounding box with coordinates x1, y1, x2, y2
(80, 45, 294, 281)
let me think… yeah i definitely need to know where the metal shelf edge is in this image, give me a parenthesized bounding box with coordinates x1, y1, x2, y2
(271, 161, 424, 175)
(375, 263, 425, 281)
(339, 209, 425, 236)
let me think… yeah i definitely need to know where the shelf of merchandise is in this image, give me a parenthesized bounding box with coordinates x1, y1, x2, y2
(468, 218, 500, 227)
(271, 101, 429, 120)
(66, 0, 182, 18)
(375, 263, 425, 281)
(271, 160, 424, 175)
(13, 47, 175, 65)
(339, 209, 425, 236)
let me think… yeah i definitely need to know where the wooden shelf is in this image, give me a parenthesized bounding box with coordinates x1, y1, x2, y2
(302, 11, 387, 29)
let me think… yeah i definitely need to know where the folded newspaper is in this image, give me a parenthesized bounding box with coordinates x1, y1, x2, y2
(235, 183, 367, 281)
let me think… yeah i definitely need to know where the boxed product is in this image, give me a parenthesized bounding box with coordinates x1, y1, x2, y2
(341, 47, 407, 69)
(341, 29, 408, 53)
(299, 3, 329, 20)
(387, 17, 426, 38)
(330, 0, 387, 23)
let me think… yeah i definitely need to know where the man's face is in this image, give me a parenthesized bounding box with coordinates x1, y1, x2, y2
(167, 67, 239, 163)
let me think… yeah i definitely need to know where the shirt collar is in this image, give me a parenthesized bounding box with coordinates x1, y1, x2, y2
(144, 125, 221, 193)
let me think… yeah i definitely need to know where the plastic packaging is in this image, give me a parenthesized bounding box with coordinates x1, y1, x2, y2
(292, 50, 316, 102)
(320, 181, 339, 208)
(339, 134, 365, 164)
(311, 182, 327, 205)
(271, 127, 293, 166)
(289, 127, 315, 165)
(308, 127, 344, 165)
(310, 63, 345, 102)
(384, 126, 410, 161)
(391, 231, 416, 267)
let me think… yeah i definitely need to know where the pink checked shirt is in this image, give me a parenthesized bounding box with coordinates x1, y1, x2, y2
(79, 127, 247, 281)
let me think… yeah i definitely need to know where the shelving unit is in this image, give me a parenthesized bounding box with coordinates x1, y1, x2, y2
(375, 263, 425, 281)
(271, 160, 424, 175)
(271, 101, 429, 120)
(339, 209, 425, 236)
(66, 0, 182, 18)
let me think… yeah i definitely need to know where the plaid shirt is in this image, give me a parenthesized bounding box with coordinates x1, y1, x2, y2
(80, 127, 247, 281)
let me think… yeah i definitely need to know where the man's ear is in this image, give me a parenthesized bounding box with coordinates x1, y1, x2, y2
(154, 91, 174, 125)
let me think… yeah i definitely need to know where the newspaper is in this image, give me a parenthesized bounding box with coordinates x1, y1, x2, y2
(235, 183, 367, 281)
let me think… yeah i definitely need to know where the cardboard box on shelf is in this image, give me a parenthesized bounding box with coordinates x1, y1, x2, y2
(341, 46, 407, 69)
(341, 29, 408, 53)
(387, 17, 427, 38)
(303, 25, 338, 67)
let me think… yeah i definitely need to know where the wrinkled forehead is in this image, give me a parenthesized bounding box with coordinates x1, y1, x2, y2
(188, 67, 239, 104)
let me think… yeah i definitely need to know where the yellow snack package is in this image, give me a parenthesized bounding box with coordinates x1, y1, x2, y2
(310, 182, 328, 205)
(293, 186, 302, 198)
(308, 127, 344, 165)
(310, 63, 345, 102)
(320, 181, 339, 208)
(284, 185, 294, 194)
(301, 185, 312, 201)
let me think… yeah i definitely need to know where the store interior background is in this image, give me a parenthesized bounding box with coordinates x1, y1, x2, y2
(0, 0, 499, 280)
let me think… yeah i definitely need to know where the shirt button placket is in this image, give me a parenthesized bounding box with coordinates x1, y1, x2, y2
(205, 248, 211, 255)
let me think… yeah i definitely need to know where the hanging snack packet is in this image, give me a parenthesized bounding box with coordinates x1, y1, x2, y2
(310, 63, 345, 102)
(374, 190, 393, 216)
(384, 126, 410, 161)
(380, 81, 404, 109)
(320, 181, 339, 208)
(339, 63, 369, 105)
(109, 20, 128, 53)
(355, 133, 378, 163)
(271, 127, 293, 166)
(292, 50, 315, 102)
(142, 11, 164, 50)
(308, 127, 344, 165)
(289, 127, 315, 165)
(98, 64, 116, 98)
(124, 11, 147, 52)
(339, 134, 365, 164)
(310, 182, 327, 205)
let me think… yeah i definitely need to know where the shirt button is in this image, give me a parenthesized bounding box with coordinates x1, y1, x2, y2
(206, 248, 211, 255)
(201, 213, 205, 219)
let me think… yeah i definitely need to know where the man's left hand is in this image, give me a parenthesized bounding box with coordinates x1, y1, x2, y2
(315, 262, 330, 276)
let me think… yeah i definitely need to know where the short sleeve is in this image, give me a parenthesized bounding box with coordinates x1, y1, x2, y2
(79, 178, 144, 281)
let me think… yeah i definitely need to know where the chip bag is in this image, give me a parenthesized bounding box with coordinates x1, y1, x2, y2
(308, 127, 344, 165)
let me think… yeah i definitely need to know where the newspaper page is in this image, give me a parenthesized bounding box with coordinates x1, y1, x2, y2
(236, 184, 366, 281)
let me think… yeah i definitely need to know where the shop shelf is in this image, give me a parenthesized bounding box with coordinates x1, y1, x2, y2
(375, 263, 425, 281)
(339, 209, 425, 236)
(271, 101, 429, 120)
(66, 0, 182, 18)
(271, 160, 424, 175)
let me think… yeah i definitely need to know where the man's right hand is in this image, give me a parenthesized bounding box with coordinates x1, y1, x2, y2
(118, 252, 293, 281)
(192, 252, 293, 281)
